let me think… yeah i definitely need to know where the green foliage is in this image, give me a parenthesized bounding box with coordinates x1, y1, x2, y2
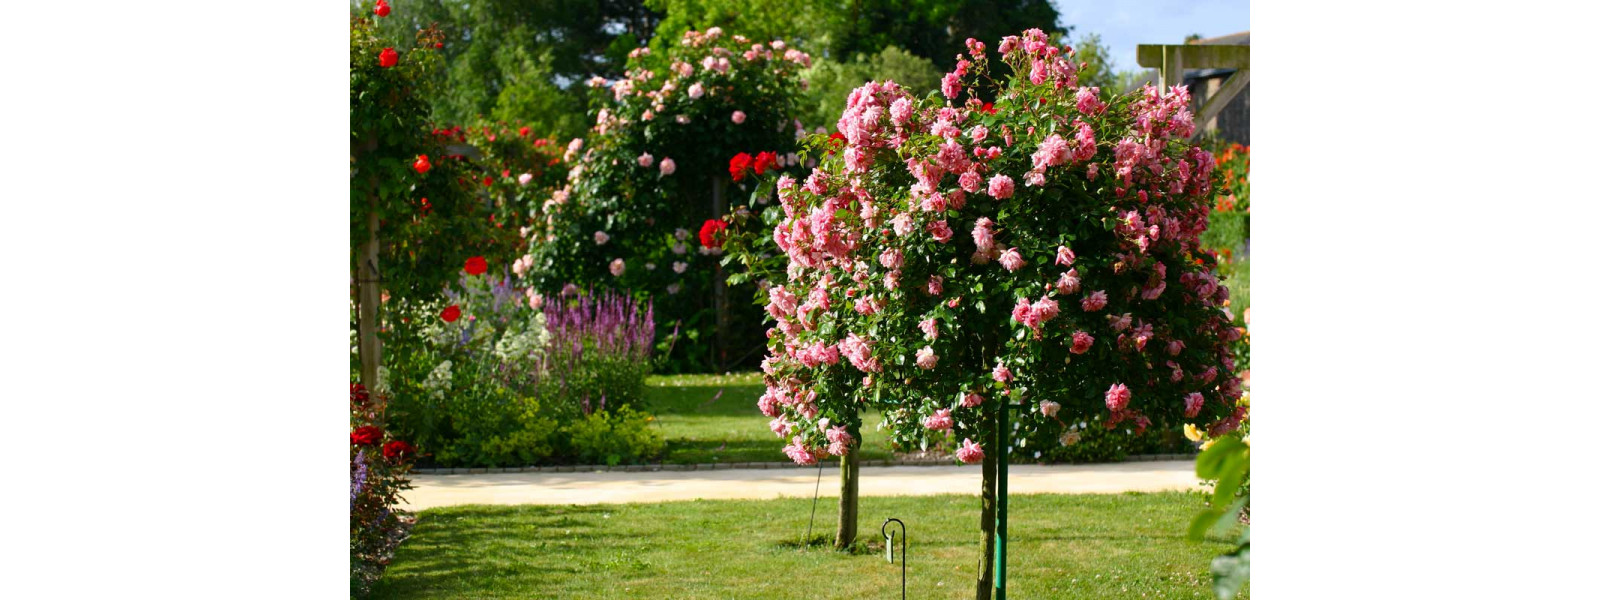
(562, 406, 666, 465)
(350, 383, 414, 597)
(827, 0, 1064, 72)
(645, 0, 838, 54)
(1037, 416, 1196, 464)
(799, 45, 941, 130)
(1072, 32, 1119, 91)
(1189, 434, 1250, 600)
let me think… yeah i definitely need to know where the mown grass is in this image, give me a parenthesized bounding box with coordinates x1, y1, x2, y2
(644, 372, 894, 464)
(371, 491, 1245, 599)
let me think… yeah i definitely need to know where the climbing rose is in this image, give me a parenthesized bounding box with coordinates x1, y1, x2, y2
(915, 346, 938, 369)
(594, 231, 610, 245)
(1184, 392, 1205, 418)
(637, 152, 654, 168)
(699, 219, 728, 249)
(659, 157, 676, 175)
(1055, 245, 1076, 266)
(350, 383, 370, 407)
(518, 125, 530, 137)
(753, 151, 778, 176)
(440, 305, 461, 322)
(463, 256, 487, 276)
(956, 438, 984, 463)
(412, 154, 431, 174)
(378, 47, 398, 68)
(992, 363, 1012, 383)
(922, 408, 953, 431)
(919, 318, 938, 340)
(731, 110, 747, 124)
(517, 173, 533, 186)
(382, 440, 413, 459)
(374, 0, 391, 17)
(1105, 383, 1131, 412)
(351, 425, 382, 446)
(961, 392, 984, 408)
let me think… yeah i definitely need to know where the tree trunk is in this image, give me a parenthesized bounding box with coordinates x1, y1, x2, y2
(710, 176, 730, 370)
(976, 424, 998, 600)
(835, 448, 860, 549)
(357, 203, 382, 391)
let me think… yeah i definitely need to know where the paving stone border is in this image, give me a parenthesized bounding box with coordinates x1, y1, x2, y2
(408, 453, 1196, 475)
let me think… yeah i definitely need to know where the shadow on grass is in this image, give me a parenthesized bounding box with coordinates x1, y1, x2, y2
(369, 504, 628, 598)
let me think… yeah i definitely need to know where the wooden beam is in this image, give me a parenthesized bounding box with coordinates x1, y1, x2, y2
(1193, 69, 1250, 140)
(1136, 44, 1250, 71)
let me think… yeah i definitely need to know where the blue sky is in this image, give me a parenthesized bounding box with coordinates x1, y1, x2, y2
(1047, 0, 1250, 74)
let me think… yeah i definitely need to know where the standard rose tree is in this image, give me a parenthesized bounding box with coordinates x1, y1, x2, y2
(751, 29, 1244, 598)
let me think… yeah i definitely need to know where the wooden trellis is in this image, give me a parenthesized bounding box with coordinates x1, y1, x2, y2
(1134, 44, 1250, 141)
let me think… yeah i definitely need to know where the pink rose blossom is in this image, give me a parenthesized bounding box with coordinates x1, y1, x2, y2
(879, 248, 904, 269)
(1055, 245, 1075, 266)
(688, 82, 705, 99)
(1183, 392, 1204, 418)
(636, 152, 654, 168)
(987, 174, 1015, 199)
(956, 438, 984, 463)
(992, 363, 1012, 383)
(659, 157, 676, 175)
(1039, 400, 1060, 417)
(1069, 331, 1094, 354)
(927, 275, 944, 295)
(1031, 297, 1059, 322)
(517, 173, 533, 186)
(972, 217, 997, 253)
(999, 247, 1024, 272)
(1104, 383, 1131, 412)
(926, 219, 954, 243)
(915, 346, 938, 369)
(825, 425, 855, 456)
(609, 258, 625, 277)
(732, 110, 746, 124)
(1081, 290, 1108, 311)
(919, 318, 939, 340)
(959, 170, 983, 193)
(961, 392, 984, 408)
(1167, 340, 1185, 356)
(1055, 269, 1081, 294)
(594, 231, 610, 245)
(922, 408, 953, 431)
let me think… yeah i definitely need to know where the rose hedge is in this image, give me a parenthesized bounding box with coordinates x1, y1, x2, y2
(736, 28, 1247, 465)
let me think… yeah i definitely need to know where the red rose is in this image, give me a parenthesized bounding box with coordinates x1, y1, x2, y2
(463, 256, 487, 275)
(441, 305, 462, 322)
(828, 132, 846, 145)
(413, 154, 431, 174)
(350, 383, 370, 406)
(482, 175, 493, 187)
(378, 47, 398, 68)
(518, 126, 530, 137)
(374, 0, 391, 17)
(981, 102, 997, 115)
(418, 197, 431, 215)
(351, 425, 383, 446)
(699, 218, 728, 249)
(435, 42, 444, 49)
(383, 440, 415, 460)
(753, 151, 778, 176)
(728, 152, 752, 182)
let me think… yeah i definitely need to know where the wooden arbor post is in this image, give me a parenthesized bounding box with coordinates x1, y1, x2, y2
(1136, 44, 1251, 141)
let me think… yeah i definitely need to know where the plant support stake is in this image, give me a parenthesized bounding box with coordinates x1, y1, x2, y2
(996, 396, 1009, 599)
(882, 518, 906, 600)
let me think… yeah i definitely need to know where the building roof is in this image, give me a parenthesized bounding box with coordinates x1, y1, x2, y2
(1191, 31, 1250, 46)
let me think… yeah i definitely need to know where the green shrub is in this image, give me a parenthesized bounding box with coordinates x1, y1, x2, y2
(561, 406, 665, 466)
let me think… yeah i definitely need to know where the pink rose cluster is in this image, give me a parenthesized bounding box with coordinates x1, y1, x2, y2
(753, 28, 1243, 466)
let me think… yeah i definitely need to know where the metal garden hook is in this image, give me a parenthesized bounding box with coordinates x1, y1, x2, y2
(882, 517, 906, 600)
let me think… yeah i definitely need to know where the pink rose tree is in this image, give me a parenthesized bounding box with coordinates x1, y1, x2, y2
(519, 28, 812, 372)
(736, 28, 1245, 594)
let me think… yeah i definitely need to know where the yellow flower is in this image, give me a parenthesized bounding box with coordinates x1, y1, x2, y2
(1183, 423, 1203, 442)
(1199, 439, 1216, 451)
(1238, 392, 1251, 407)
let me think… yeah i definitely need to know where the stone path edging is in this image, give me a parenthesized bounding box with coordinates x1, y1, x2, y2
(407, 453, 1196, 475)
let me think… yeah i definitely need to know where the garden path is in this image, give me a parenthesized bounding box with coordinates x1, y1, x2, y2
(400, 459, 1199, 510)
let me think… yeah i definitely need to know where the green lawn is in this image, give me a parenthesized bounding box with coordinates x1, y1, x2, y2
(645, 372, 895, 464)
(371, 491, 1244, 599)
